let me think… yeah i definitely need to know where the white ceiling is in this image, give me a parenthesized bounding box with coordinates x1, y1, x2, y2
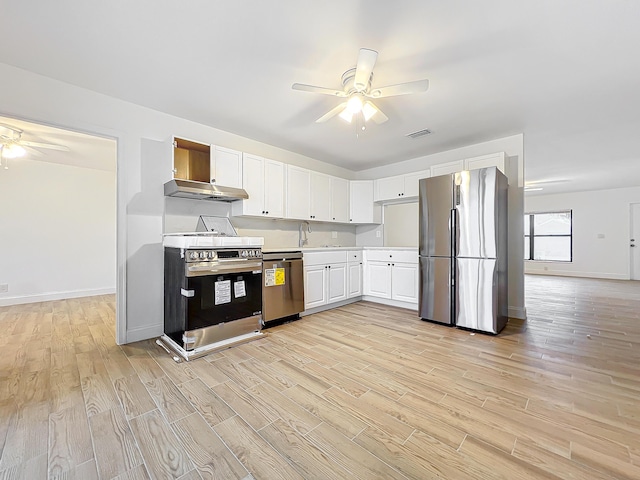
(1, 0, 639, 195)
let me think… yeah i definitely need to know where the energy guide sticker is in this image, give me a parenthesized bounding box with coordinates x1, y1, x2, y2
(265, 268, 286, 287)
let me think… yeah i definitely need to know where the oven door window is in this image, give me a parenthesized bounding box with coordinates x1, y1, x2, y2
(186, 271, 262, 331)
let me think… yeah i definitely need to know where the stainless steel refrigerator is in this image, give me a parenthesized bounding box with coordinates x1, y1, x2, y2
(418, 166, 508, 334)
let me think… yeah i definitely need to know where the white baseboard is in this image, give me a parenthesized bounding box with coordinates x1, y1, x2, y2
(508, 306, 527, 320)
(525, 270, 628, 280)
(301, 298, 361, 316)
(361, 295, 418, 311)
(126, 324, 164, 344)
(0, 287, 116, 307)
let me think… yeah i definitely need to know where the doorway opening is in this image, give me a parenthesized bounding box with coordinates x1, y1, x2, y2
(0, 115, 118, 329)
(631, 203, 640, 280)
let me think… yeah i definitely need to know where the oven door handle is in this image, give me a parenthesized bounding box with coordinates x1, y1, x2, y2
(186, 261, 263, 276)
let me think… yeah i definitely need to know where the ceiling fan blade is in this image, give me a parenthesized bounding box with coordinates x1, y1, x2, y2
(20, 140, 70, 151)
(366, 79, 429, 98)
(354, 48, 378, 92)
(292, 83, 347, 97)
(364, 101, 389, 124)
(24, 146, 44, 157)
(316, 102, 348, 123)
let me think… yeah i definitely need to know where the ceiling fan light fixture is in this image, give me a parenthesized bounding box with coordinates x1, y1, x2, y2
(346, 96, 363, 114)
(338, 109, 353, 123)
(1, 143, 26, 159)
(362, 102, 377, 121)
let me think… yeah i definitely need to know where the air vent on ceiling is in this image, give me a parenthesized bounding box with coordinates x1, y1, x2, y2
(405, 128, 432, 139)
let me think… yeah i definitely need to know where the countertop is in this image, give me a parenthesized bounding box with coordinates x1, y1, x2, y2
(262, 246, 418, 253)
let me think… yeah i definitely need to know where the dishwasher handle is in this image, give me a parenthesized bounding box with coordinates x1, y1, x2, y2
(262, 252, 303, 261)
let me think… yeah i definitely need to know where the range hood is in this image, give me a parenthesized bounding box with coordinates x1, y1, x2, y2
(164, 179, 248, 202)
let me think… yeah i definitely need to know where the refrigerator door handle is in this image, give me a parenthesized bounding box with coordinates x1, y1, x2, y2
(449, 208, 457, 254)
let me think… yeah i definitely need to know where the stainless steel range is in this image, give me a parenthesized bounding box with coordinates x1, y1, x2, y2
(157, 216, 265, 361)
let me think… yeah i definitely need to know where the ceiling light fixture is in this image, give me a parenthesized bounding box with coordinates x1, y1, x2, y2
(1, 143, 27, 159)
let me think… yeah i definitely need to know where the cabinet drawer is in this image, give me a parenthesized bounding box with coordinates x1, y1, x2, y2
(304, 250, 348, 266)
(365, 250, 418, 264)
(347, 250, 362, 263)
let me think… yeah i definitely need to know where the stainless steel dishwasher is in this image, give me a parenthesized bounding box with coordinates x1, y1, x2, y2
(262, 251, 305, 325)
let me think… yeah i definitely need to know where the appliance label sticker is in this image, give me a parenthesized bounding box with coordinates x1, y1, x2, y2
(264, 268, 275, 287)
(214, 280, 231, 305)
(264, 268, 285, 287)
(234, 280, 246, 298)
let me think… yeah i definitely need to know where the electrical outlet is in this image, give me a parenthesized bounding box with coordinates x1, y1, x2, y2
(376, 230, 381, 238)
(0, 284, 8, 293)
(331, 231, 337, 239)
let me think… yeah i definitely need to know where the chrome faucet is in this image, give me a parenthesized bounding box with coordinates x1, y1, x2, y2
(298, 221, 311, 248)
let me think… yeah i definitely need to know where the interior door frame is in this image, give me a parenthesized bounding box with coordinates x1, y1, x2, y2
(631, 203, 640, 280)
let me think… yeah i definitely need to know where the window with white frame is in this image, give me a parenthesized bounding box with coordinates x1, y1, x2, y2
(524, 211, 573, 262)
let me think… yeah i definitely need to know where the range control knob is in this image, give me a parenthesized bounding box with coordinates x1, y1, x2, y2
(241, 250, 248, 257)
(200, 251, 208, 259)
(189, 251, 199, 260)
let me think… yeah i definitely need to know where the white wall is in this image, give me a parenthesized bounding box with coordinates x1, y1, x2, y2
(525, 186, 640, 279)
(0, 158, 115, 305)
(384, 203, 419, 247)
(0, 63, 359, 344)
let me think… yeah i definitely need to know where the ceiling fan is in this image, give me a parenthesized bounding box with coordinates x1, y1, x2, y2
(292, 48, 429, 127)
(0, 123, 70, 161)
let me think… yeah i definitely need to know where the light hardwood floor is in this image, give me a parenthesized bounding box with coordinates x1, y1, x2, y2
(1, 275, 639, 479)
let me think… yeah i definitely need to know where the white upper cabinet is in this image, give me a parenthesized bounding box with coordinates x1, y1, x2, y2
(402, 170, 431, 198)
(287, 167, 349, 223)
(264, 159, 285, 217)
(430, 160, 464, 177)
(330, 176, 350, 223)
(232, 153, 285, 218)
(211, 145, 243, 188)
(310, 171, 332, 221)
(374, 175, 404, 201)
(349, 180, 381, 224)
(374, 169, 431, 203)
(465, 152, 507, 177)
(285, 165, 311, 220)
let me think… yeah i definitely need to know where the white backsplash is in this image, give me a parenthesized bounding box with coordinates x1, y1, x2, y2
(233, 217, 356, 249)
(163, 198, 358, 249)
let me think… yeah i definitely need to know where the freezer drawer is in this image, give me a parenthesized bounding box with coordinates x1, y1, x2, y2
(419, 256, 453, 325)
(455, 258, 506, 333)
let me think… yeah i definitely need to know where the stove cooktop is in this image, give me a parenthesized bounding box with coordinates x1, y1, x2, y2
(163, 233, 264, 249)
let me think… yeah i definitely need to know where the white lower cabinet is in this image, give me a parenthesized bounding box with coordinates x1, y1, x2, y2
(347, 250, 363, 298)
(304, 265, 328, 309)
(390, 263, 419, 303)
(364, 250, 419, 304)
(303, 251, 348, 310)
